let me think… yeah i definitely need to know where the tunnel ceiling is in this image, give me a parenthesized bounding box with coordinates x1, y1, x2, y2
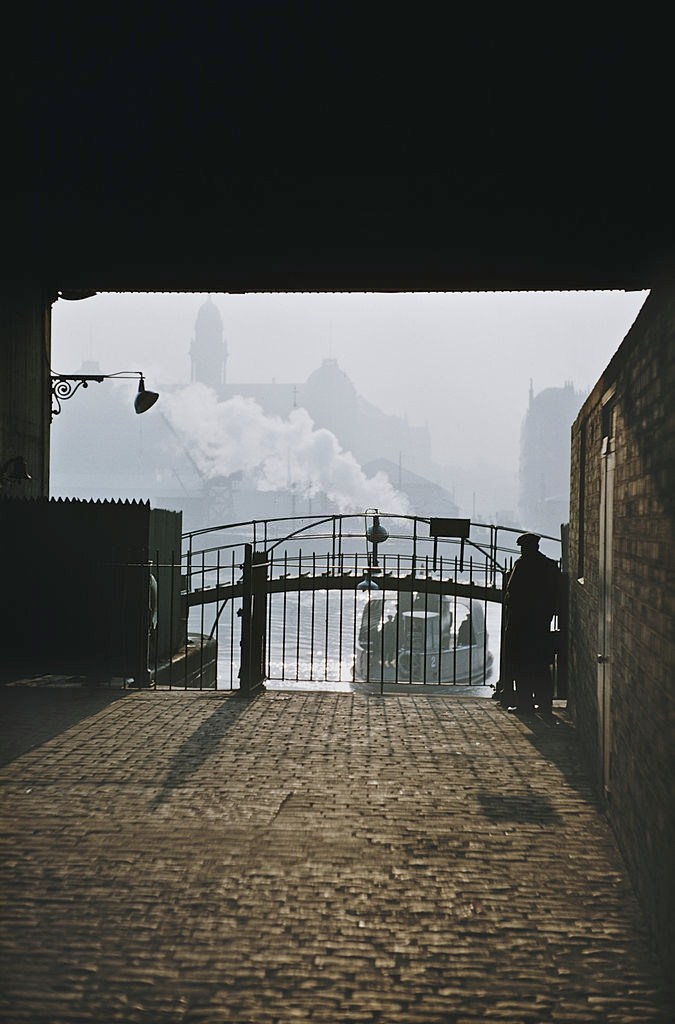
(4, 12, 674, 294)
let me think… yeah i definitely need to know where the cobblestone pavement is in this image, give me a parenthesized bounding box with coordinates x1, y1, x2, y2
(0, 687, 672, 1023)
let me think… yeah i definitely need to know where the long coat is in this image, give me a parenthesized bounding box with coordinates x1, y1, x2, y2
(503, 550, 561, 672)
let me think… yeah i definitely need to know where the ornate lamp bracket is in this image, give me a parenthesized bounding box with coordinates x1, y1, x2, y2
(50, 374, 105, 419)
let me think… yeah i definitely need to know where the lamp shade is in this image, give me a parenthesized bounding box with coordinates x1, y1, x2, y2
(134, 376, 159, 414)
(366, 515, 389, 545)
(0, 456, 31, 484)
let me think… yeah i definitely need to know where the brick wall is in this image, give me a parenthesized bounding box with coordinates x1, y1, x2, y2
(568, 287, 675, 978)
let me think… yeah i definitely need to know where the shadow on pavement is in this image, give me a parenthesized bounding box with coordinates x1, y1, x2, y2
(478, 790, 562, 825)
(503, 705, 603, 810)
(150, 692, 259, 808)
(0, 684, 127, 767)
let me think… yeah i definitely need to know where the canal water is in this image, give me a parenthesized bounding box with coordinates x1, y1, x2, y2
(189, 589, 502, 694)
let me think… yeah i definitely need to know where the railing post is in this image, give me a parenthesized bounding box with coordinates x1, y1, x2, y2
(239, 544, 253, 694)
(239, 544, 267, 697)
(496, 565, 512, 704)
(250, 550, 269, 692)
(129, 560, 152, 688)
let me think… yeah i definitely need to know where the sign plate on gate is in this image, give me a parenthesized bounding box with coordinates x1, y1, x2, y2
(429, 518, 471, 539)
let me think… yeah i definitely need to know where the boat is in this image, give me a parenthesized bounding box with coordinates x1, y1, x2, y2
(353, 591, 493, 684)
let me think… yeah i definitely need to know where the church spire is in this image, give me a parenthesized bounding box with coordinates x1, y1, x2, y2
(190, 297, 227, 390)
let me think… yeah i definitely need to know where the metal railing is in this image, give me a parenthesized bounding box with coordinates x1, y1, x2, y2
(160, 513, 562, 693)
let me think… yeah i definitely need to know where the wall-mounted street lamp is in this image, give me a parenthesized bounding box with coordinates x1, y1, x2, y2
(50, 371, 159, 420)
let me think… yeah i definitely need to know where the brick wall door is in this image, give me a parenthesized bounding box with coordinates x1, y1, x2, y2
(597, 392, 616, 797)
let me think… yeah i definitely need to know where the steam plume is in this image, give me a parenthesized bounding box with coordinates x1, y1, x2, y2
(163, 383, 408, 514)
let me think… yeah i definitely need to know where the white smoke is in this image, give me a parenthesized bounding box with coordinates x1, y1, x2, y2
(162, 383, 409, 515)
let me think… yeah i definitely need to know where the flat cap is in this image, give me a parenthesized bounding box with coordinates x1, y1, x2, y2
(516, 532, 541, 546)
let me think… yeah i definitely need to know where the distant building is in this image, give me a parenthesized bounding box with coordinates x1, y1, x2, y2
(191, 297, 434, 475)
(299, 358, 433, 472)
(518, 380, 587, 539)
(190, 296, 227, 388)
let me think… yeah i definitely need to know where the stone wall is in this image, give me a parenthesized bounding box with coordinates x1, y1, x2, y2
(568, 286, 675, 978)
(0, 282, 53, 498)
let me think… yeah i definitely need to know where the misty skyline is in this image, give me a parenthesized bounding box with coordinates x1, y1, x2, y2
(52, 289, 648, 478)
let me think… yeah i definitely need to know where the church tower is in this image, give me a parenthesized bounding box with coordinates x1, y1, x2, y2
(190, 297, 227, 390)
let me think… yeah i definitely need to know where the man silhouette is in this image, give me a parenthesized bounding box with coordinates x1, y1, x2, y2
(500, 533, 561, 717)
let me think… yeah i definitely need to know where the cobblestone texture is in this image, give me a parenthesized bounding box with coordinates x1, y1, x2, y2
(0, 688, 672, 1023)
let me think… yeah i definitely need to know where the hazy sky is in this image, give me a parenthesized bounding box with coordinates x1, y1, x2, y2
(51, 290, 648, 470)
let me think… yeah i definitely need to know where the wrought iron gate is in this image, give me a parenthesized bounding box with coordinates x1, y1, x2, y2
(176, 513, 563, 694)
